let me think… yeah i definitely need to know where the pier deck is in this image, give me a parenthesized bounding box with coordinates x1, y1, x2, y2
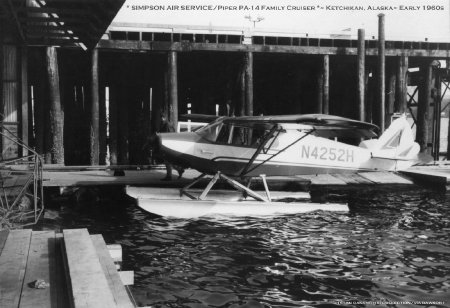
(0, 228, 134, 308)
(41, 163, 450, 191)
(400, 164, 450, 190)
(42, 166, 416, 191)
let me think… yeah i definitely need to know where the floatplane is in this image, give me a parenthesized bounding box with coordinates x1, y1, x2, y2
(127, 114, 424, 218)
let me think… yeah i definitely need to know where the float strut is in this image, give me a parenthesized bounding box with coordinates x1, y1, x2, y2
(260, 174, 271, 202)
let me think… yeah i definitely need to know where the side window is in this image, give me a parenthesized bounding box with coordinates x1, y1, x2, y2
(215, 124, 231, 144)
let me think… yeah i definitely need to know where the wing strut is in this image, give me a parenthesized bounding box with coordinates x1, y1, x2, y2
(239, 125, 280, 177)
(241, 129, 315, 177)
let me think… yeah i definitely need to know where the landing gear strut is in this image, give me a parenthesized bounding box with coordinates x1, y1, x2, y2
(180, 172, 271, 202)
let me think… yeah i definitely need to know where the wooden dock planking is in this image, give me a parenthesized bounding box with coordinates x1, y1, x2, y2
(332, 173, 374, 185)
(0, 229, 32, 308)
(63, 229, 118, 308)
(0, 229, 9, 255)
(400, 167, 450, 189)
(358, 171, 413, 185)
(42, 169, 200, 187)
(19, 231, 57, 308)
(298, 174, 347, 186)
(91, 235, 135, 308)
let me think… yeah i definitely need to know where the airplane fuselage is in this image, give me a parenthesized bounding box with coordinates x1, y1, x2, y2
(157, 128, 412, 177)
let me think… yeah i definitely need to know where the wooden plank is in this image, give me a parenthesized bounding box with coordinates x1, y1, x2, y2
(63, 229, 117, 308)
(299, 174, 347, 186)
(107, 244, 122, 263)
(118, 271, 134, 286)
(358, 171, 413, 185)
(97, 40, 450, 58)
(0, 229, 32, 308)
(91, 234, 134, 308)
(333, 173, 375, 185)
(19, 231, 56, 308)
(55, 233, 70, 308)
(0, 230, 9, 255)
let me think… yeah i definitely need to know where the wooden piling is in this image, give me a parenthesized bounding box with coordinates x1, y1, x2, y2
(323, 55, 330, 114)
(21, 46, 28, 157)
(45, 47, 64, 164)
(378, 14, 386, 132)
(90, 48, 100, 165)
(416, 61, 433, 153)
(395, 53, 408, 113)
(316, 69, 323, 113)
(357, 29, 365, 121)
(168, 51, 178, 131)
(239, 65, 245, 116)
(433, 73, 441, 160)
(34, 61, 46, 157)
(386, 64, 396, 126)
(118, 83, 129, 164)
(244, 52, 253, 116)
(109, 85, 118, 165)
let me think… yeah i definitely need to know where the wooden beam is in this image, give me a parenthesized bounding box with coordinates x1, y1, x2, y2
(5, 0, 25, 42)
(19, 231, 57, 308)
(244, 51, 253, 116)
(322, 55, 329, 114)
(97, 40, 450, 58)
(357, 28, 365, 121)
(91, 235, 134, 308)
(46, 47, 64, 164)
(168, 51, 178, 130)
(62, 229, 117, 308)
(0, 230, 32, 308)
(395, 53, 408, 113)
(416, 61, 433, 153)
(378, 14, 386, 132)
(90, 48, 99, 165)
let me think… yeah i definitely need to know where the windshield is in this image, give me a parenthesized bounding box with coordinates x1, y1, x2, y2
(195, 119, 224, 142)
(196, 119, 272, 147)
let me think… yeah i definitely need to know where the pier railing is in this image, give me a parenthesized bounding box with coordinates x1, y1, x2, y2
(0, 125, 44, 229)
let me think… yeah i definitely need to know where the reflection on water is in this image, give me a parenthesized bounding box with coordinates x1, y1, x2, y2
(39, 188, 450, 307)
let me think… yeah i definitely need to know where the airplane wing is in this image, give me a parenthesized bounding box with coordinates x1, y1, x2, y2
(223, 114, 379, 138)
(179, 114, 221, 123)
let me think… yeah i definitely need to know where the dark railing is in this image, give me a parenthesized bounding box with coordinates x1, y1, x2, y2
(0, 124, 44, 229)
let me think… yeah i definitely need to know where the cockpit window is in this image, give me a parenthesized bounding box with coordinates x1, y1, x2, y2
(196, 120, 270, 148)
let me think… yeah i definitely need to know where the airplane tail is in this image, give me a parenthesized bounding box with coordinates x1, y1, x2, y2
(359, 115, 428, 164)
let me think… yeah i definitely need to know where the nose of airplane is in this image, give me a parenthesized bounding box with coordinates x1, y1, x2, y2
(154, 132, 199, 166)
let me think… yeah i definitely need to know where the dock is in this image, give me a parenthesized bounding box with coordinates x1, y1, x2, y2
(41, 166, 416, 190)
(0, 228, 134, 308)
(400, 164, 450, 190)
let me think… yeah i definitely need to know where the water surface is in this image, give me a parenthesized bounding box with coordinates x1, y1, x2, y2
(40, 188, 450, 307)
